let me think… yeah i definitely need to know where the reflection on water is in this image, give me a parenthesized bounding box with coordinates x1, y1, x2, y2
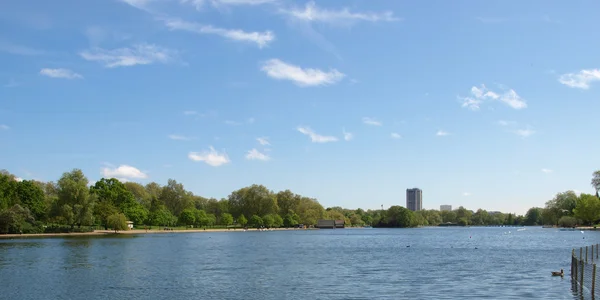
(0, 228, 597, 300)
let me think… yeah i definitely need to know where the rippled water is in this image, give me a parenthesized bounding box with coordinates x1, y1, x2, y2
(0, 227, 597, 299)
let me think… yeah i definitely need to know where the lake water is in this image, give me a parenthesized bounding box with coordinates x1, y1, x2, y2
(0, 227, 597, 300)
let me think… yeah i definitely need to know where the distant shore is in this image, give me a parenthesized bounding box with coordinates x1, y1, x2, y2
(0, 227, 312, 239)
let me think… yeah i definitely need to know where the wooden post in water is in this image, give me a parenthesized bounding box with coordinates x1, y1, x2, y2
(586, 246, 589, 263)
(581, 260, 585, 289)
(597, 244, 599, 259)
(593, 264, 597, 295)
(572, 249, 575, 280)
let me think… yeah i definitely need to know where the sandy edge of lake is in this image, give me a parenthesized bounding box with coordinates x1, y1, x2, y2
(0, 227, 316, 239)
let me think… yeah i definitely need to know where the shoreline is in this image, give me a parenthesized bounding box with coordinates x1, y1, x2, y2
(0, 227, 313, 239)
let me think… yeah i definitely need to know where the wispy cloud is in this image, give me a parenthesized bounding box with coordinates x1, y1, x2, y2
(101, 164, 148, 179)
(39, 68, 83, 79)
(497, 120, 516, 126)
(459, 84, 526, 110)
(168, 134, 194, 141)
(297, 126, 338, 143)
(80, 43, 177, 68)
(541, 168, 553, 173)
(281, 1, 399, 25)
(391, 132, 401, 139)
(436, 130, 449, 136)
(163, 19, 274, 48)
(224, 120, 243, 126)
(182, 0, 277, 10)
(184, 110, 199, 116)
(257, 137, 270, 145)
(558, 69, 600, 89)
(188, 146, 231, 166)
(515, 128, 535, 138)
(343, 129, 353, 141)
(0, 124, 9, 130)
(245, 148, 270, 161)
(0, 40, 44, 56)
(362, 117, 382, 126)
(261, 59, 345, 87)
(463, 192, 472, 196)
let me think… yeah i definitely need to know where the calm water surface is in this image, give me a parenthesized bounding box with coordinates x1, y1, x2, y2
(0, 227, 597, 299)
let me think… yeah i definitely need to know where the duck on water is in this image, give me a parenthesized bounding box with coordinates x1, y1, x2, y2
(551, 269, 564, 277)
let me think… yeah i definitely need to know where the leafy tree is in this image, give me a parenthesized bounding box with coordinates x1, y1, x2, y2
(573, 194, 600, 225)
(124, 182, 151, 209)
(228, 185, 279, 219)
(558, 216, 578, 227)
(440, 210, 457, 223)
(107, 213, 128, 233)
(149, 206, 176, 226)
(505, 213, 515, 225)
(262, 214, 275, 228)
(120, 198, 148, 225)
(272, 214, 283, 227)
(0, 170, 18, 210)
(159, 179, 193, 217)
(385, 206, 414, 227)
(249, 215, 263, 228)
(220, 213, 234, 226)
(55, 169, 95, 229)
(179, 208, 197, 226)
(592, 170, 600, 195)
(544, 191, 578, 225)
(276, 190, 301, 216)
(283, 213, 299, 227)
(524, 207, 543, 225)
(350, 214, 365, 227)
(471, 209, 489, 225)
(237, 214, 248, 227)
(15, 180, 47, 220)
(0, 204, 35, 234)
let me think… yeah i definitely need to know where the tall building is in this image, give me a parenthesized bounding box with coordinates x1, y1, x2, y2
(440, 205, 452, 211)
(406, 188, 423, 211)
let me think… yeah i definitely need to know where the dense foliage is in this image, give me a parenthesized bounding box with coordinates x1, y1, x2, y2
(0, 169, 599, 233)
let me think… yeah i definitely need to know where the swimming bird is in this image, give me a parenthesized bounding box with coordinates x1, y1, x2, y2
(551, 269, 564, 277)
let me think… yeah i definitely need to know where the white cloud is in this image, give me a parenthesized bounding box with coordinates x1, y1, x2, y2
(459, 84, 526, 110)
(245, 148, 270, 161)
(497, 120, 516, 126)
(558, 69, 600, 89)
(225, 120, 242, 126)
(168, 134, 193, 141)
(463, 192, 471, 196)
(541, 168, 553, 173)
(247, 117, 255, 124)
(80, 43, 176, 68)
(281, 1, 399, 25)
(297, 126, 338, 143)
(39, 68, 83, 79)
(183, 0, 276, 9)
(188, 146, 230, 166)
(390, 132, 401, 139)
(515, 128, 535, 138)
(183, 110, 198, 115)
(163, 19, 274, 48)
(0, 124, 9, 130)
(120, 0, 154, 11)
(343, 129, 353, 141)
(261, 59, 345, 87)
(257, 137, 270, 145)
(499, 89, 527, 109)
(436, 130, 449, 136)
(101, 165, 148, 179)
(14, 177, 24, 182)
(362, 117, 382, 126)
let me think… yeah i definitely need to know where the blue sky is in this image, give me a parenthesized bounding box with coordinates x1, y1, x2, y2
(1, 0, 599, 215)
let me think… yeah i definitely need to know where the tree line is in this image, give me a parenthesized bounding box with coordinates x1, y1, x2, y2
(0, 169, 598, 234)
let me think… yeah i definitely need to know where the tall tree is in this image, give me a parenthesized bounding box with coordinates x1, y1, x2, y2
(15, 180, 47, 220)
(573, 194, 600, 225)
(524, 207, 543, 225)
(159, 179, 193, 217)
(55, 169, 95, 228)
(592, 170, 600, 195)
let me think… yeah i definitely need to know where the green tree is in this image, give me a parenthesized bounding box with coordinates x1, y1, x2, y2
(262, 214, 275, 228)
(0, 204, 35, 234)
(573, 194, 600, 225)
(558, 216, 578, 227)
(592, 170, 600, 195)
(159, 179, 193, 217)
(178, 208, 197, 226)
(220, 213, 234, 226)
(249, 215, 263, 228)
(544, 191, 578, 225)
(228, 185, 279, 219)
(107, 213, 128, 233)
(120, 198, 148, 225)
(385, 206, 414, 227)
(505, 213, 515, 225)
(524, 207, 543, 226)
(149, 206, 176, 227)
(237, 214, 248, 227)
(273, 214, 283, 227)
(350, 214, 365, 227)
(0, 170, 18, 210)
(124, 182, 151, 209)
(283, 213, 299, 227)
(55, 169, 95, 229)
(15, 180, 47, 220)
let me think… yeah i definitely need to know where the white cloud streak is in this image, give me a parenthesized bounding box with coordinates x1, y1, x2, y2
(515, 128, 535, 138)
(188, 146, 230, 166)
(182, 0, 276, 9)
(39, 68, 83, 79)
(163, 19, 274, 48)
(168, 134, 193, 141)
(80, 43, 176, 68)
(390, 133, 401, 139)
(362, 117, 382, 126)
(459, 84, 526, 110)
(101, 164, 148, 179)
(261, 59, 345, 87)
(0, 124, 9, 130)
(297, 126, 338, 143)
(541, 168, 553, 173)
(257, 137, 270, 145)
(558, 69, 600, 89)
(281, 1, 399, 25)
(245, 148, 270, 161)
(0, 40, 44, 56)
(436, 130, 449, 136)
(343, 129, 353, 141)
